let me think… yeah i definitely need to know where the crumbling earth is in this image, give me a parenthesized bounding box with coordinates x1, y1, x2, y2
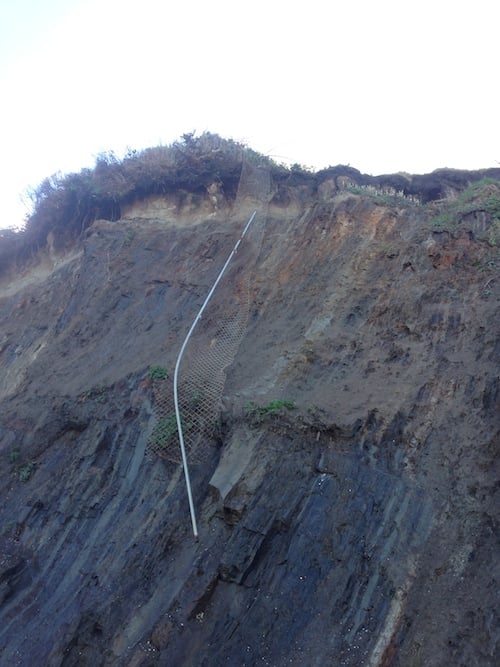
(0, 181, 498, 666)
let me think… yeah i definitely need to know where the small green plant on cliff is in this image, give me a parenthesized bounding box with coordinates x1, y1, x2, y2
(432, 211, 455, 232)
(8, 446, 21, 465)
(148, 365, 169, 381)
(151, 414, 192, 450)
(18, 462, 35, 483)
(84, 384, 107, 402)
(246, 399, 296, 423)
(124, 228, 136, 244)
(7, 446, 35, 482)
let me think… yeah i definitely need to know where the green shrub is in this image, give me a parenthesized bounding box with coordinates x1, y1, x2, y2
(17, 132, 278, 256)
(84, 385, 107, 402)
(432, 178, 500, 236)
(151, 414, 192, 449)
(246, 399, 296, 422)
(18, 462, 35, 482)
(8, 447, 20, 465)
(149, 365, 169, 381)
(7, 446, 35, 482)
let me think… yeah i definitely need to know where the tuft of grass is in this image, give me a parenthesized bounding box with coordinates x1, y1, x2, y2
(8, 447, 20, 465)
(7, 447, 35, 483)
(84, 385, 107, 402)
(18, 463, 35, 483)
(151, 414, 192, 450)
(125, 228, 136, 243)
(148, 365, 169, 381)
(246, 399, 296, 422)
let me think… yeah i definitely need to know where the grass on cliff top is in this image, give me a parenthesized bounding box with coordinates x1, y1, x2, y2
(432, 178, 500, 244)
(2, 131, 500, 277)
(0, 132, 302, 272)
(24, 133, 280, 238)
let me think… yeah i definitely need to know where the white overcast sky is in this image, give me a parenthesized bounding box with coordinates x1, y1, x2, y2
(0, 0, 498, 229)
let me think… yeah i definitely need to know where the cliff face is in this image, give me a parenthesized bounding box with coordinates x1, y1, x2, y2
(0, 177, 498, 666)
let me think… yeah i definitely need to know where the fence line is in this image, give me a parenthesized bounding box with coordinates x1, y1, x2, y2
(173, 210, 257, 539)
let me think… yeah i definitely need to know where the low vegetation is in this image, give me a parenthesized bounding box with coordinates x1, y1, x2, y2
(432, 178, 500, 244)
(7, 446, 36, 482)
(83, 384, 108, 402)
(246, 399, 296, 424)
(150, 413, 192, 450)
(1, 131, 500, 277)
(0, 132, 291, 273)
(148, 365, 169, 381)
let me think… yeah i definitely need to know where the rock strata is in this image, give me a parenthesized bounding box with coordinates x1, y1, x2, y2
(0, 181, 498, 665)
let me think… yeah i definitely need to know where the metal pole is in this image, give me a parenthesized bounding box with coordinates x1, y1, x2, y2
(174, 210, 257, 539)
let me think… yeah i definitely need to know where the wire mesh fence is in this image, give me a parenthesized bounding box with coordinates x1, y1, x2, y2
(148, 161, 270, 465)
(148, 278, 251, 463)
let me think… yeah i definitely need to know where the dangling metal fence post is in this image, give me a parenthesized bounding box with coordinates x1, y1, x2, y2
(174, 210, 257, 540)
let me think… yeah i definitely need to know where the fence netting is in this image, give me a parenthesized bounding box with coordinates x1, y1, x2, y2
(148, 160, 270, 463)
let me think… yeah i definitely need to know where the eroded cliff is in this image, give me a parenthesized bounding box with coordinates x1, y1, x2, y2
(0, 165, 498, 666)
